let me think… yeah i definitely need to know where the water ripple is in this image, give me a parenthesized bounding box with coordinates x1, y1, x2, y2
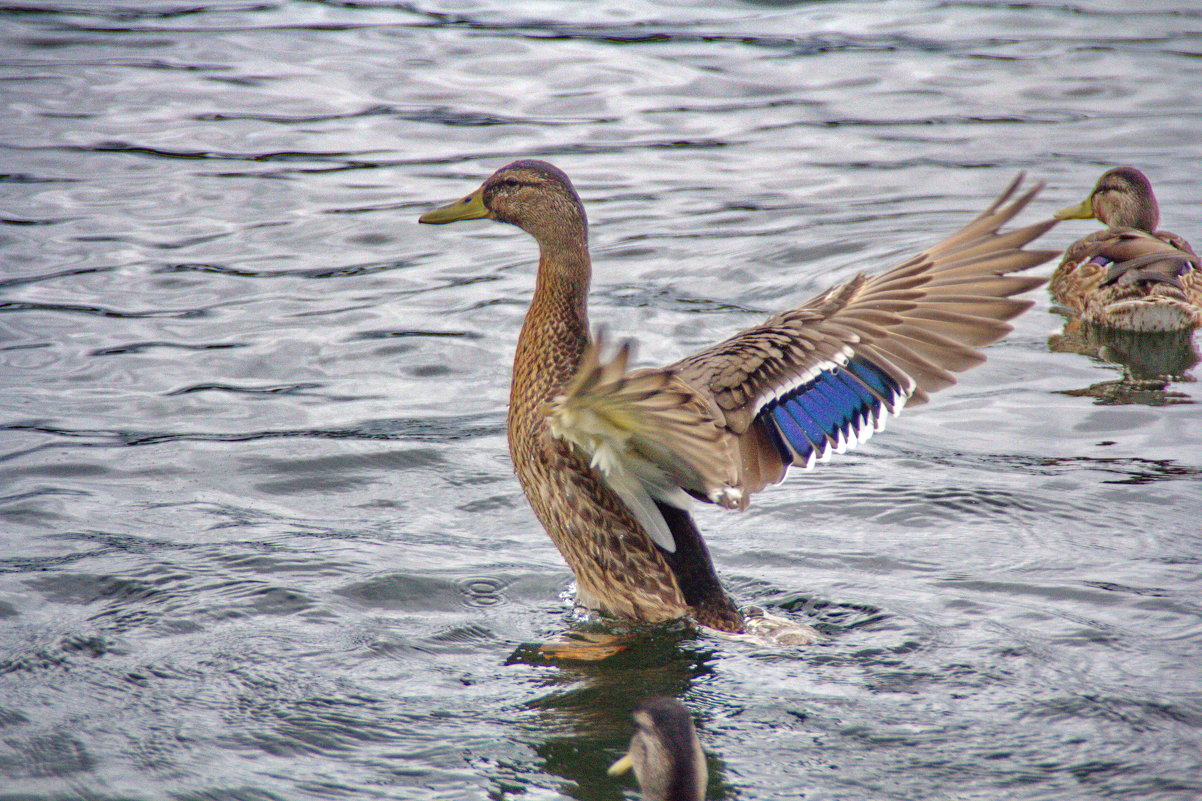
(1, 1, 1201, 799)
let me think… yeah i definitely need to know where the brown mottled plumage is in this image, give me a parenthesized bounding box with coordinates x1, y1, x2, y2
(1052, 167, 1201, 331)
(420, 160, 1057, 635)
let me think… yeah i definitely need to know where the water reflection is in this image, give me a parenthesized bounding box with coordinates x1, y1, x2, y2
(1048, 317, 1198, 405)
(509, 628, 730, 801)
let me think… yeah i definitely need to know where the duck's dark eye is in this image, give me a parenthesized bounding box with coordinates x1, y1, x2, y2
(494, 177, 536, 191)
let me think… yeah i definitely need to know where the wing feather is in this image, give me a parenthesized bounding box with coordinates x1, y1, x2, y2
(670, 175, 1057, 496)
(546, 334, 745, 551)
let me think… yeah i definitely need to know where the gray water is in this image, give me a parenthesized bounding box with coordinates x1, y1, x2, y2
(2, 1, 1201, 799)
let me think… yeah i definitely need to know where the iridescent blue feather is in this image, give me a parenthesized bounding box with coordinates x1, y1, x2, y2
(759, 355, 904, 466)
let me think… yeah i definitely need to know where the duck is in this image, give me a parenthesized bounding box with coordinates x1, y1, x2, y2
(609, 697, 707, 801)
(420, 160, 1057, 636)
(1051, 166, 1201, 331)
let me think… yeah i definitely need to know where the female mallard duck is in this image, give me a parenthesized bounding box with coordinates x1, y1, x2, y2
(609, 697, 707, 801)
(420, 160, 1056, 636)
(1052, 166, 1201, 331)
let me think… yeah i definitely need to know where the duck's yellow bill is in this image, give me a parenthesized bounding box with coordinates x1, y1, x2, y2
(419, 187, 491, 224)
(1053, 198, 1095, 220)
(607, 753, 634, 776)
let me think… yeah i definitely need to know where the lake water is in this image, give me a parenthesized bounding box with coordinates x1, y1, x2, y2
(2, 1, 1200, 799)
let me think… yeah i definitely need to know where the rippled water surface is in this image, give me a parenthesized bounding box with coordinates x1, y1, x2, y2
(2, 1, 1201, 799)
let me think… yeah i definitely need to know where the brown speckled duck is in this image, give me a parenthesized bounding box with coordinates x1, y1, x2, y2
(609, 697, 707, 801)
(420, 160, 1056, 637)
(1052, 167, 1201, 331)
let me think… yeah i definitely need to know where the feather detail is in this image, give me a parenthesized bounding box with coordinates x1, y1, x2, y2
(546, 332, 744, 552)
(672, 174, 1058, 494)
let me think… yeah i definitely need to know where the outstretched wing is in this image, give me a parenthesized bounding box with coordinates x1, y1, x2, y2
(671, 175, 1059, 496)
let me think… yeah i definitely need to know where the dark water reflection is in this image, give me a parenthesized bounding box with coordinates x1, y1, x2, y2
(3, 1, 1202, 800)
(1049, 320, 1199, 405)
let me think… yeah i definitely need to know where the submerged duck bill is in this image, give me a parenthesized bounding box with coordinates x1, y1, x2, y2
(607, 752, 634, 776)
(419, 187, 491, 224)
(1053, 197, 1095, 220)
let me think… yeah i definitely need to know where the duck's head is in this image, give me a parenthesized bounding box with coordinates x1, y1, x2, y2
(1055, 166, 1159, 232)
(419, 159, 587, 246)
(609, 697, 707, 801)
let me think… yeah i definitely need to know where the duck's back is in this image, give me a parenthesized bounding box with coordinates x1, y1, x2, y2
(1052, 227, 1201, 331)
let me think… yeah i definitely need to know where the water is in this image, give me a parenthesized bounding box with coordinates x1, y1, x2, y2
(2, 1, 1201, 799)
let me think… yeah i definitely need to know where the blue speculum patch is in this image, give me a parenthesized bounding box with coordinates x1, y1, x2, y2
(760, 355, 903, 466)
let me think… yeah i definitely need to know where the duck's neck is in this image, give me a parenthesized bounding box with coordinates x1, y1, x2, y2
(1106, 196, 1159, 233)
(511, 243, 592, 411)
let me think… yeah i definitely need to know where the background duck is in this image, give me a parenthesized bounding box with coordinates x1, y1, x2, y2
(420, 160, 1057, 637)
(609, 697, 707, 801)
(1052, 166, 1201, 331)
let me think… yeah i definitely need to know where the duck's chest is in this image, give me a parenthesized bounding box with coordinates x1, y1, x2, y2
(506, 302, 588, 452)
(505, 353, 576, 496)
(504, 332, 635, 550)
